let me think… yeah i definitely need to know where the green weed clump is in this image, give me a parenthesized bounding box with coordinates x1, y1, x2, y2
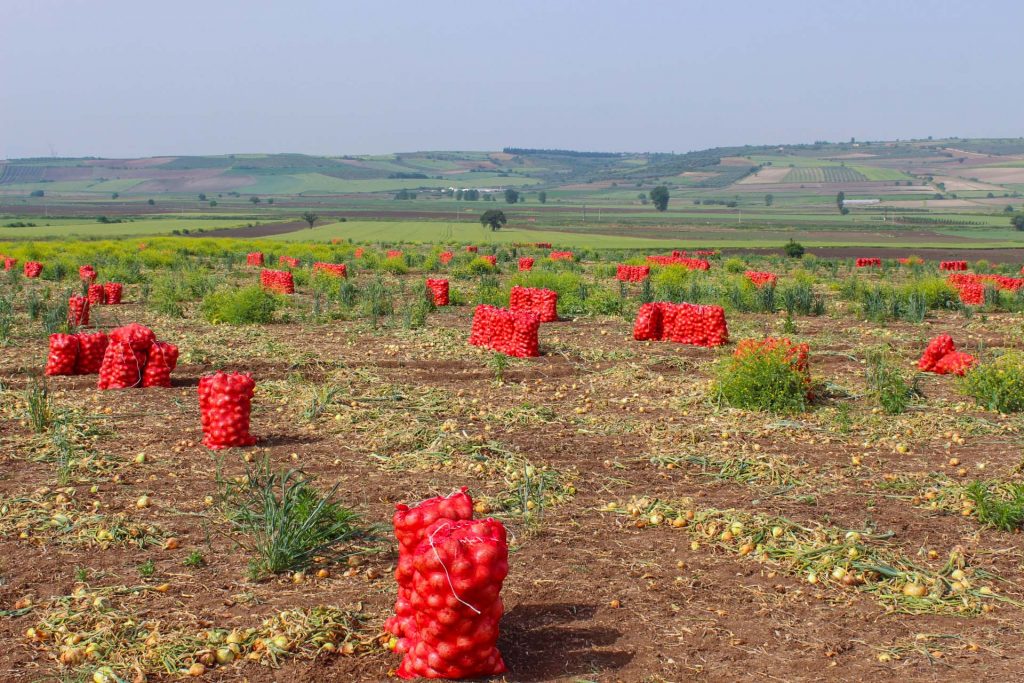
(201, 286, 280, 325)
(865, 349, 918, 415)
(713, 345, 810, 414)
(220, 459, 369, 579)
(965, 481, 1024, 531)
(959, 352, 1024, 413)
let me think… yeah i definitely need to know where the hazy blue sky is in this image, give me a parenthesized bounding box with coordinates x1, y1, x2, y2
(2, 1, 1022, 159)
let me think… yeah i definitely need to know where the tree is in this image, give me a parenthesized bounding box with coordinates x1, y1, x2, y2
(504, 188, 520, 204)
(784, 239, 805, 258)
(268, 198, 274, 204)
(537, 191, 547, 204)
(209, 200, 217, 207)
(30, 190, 44, 197)
(1012, 214, 1024, 231)
(301, 212, 319, 229)
(479, 209, 507, 231)
(147, 199, 155, 206)
(765, 193, 774, 207)
(649, 185, 669, 211)
(111, 193, 119, 199)
(249, 196, 261, 205)
(198, 193, 207, 201)
(836, 191, 845, 212)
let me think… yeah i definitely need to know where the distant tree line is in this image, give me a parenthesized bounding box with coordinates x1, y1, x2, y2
(502, 147, 624, 158)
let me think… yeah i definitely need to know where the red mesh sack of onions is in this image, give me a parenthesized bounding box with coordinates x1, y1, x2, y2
(87, 283, 106, 305)
(103, 282, 123, 304)
(396, 517, 509, 680)
(260, 269, 294, 294)
(933, 351, 976, 376)
(918, 335, 956, 372)
(387, 250, 403, 259)
(74, 332, 109, 375)
(110, 323, 156, 351)
(355, 247, 365, 258)
(45, 334, 80, 376)
(509, 286, 557, 322)
(465, 246, 478, 253)
(278, 255, 300, 268)
(198, 371, 258, 449)
(68, 296, 90, 327)
(142, 341, 179, 388)
(439, 251, 454, 265)
(3, 257, 16, 271)
(313, 262, 348, 278)
(481, 255, 497, 267)
(79, 265, 97, 282)
(426, 279, 449, 306)
(24, 261, 43, 278)
(386, 488, 475, 650)
(518, 257, 534, 271)
(97, 341, 148, 389)
(246, 252, 264, 266)
(633, 303, 664, 341)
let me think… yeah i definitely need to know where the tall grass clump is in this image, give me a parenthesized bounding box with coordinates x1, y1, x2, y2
(201, 286, 281, 324)
(964, 481, 1024, 531)
(959, 352, 1024, 413)
(220, 459, 369, 579)
(865, 349, 918, 414)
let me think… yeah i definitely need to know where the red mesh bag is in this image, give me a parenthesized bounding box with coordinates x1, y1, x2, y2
(481, 255, 497, 267)
(745, 270, 777, 287)
(509, 286, 557, 322)
(278, 255, 300, 268)
(45, 334, 80, 376)
(74, 332, 109, 375)
(387, 488, 475, 650)
(396, 517, 509, 679)
(518, 257, 534, 271)
(355, 247, 365, 258)
(97, 341, 148, 389)
(3, 257, 16, 271)
(940, 261, 967, 271)
(87, 283, 106, 305)
(260, 269, 294, 294)
(646, 255, 710, 270)
(934, 351, 976, 376)
(142, 341, 179, 388)
(313, 262, 348, 278)
(439, 251, 454, 265)
(918, 335, 956, 371)
(616, 265, 650, 282)
(633, 303, 663, 341)
(110, 323, 156, 351)
(198, 372, 258, 449)
(549, 251, 574, 261)
(469, 306, 540, 358)
(24, 261, 43, 278)
(465, 246, 478, 253)
(387, 250, 403, 259)
(68, 296, 90, 327)
(246, 252, 264, 266)
(426, 279, 449, 306)
(79, 265, 98, 282)
(103, 282, 123, 304)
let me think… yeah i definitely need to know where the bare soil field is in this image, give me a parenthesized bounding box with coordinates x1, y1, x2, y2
(3, 249, 1024, 682)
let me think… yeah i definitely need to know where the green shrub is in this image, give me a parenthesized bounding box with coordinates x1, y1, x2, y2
(201, 286, 281, 324)
(959, 352, 1024, 412)
(382, 256, 408, 274)
(714, 346, 810, 413)
(724, 257, 746, 274)
(784, 240, 805, 258)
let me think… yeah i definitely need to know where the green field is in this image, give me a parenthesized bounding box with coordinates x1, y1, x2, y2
(0, 216, 276, 239)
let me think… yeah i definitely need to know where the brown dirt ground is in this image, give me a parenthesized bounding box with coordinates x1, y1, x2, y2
(3, 261, 1024, 682)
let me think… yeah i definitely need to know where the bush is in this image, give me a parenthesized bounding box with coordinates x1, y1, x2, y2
(784, 240, 805, 258)
(959, 352, 1024, 412)
(201, 286, 280, 324)
(965, 481, 1024, 531)
(714, 345, 810, 413)
(723, 257, 746, 273)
